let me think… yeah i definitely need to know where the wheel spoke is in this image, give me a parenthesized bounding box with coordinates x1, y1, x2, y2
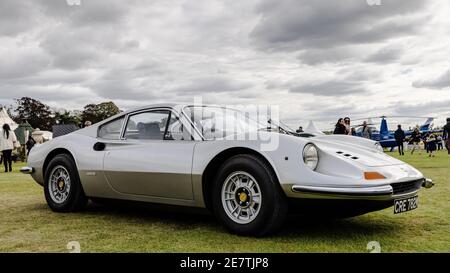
(252, 195, 261, 204)
(236, 207, 242, 219)
(250, 207, 257, 217)
(247, 179, 254, 189)
(247, 208, 252, 219)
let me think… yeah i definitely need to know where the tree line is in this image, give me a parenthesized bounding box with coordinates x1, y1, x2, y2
(1, 97, 121, 131)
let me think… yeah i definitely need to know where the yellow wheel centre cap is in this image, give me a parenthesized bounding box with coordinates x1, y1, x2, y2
(239, 192, 248, 202)
(58, 180, 64, 189)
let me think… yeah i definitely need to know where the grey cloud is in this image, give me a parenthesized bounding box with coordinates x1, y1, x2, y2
(37, 0, 129, 27)
(2, 70, 92, 86)
(392, 100, 450, 117)
(251, 0, 427, 51)
(337, 67, 384, 82)
(289, 80, 367, 96)
(0, 0, 38, 36)
(0, 0, 448, 126)
(297, 47, 358, 65)
(172, 76, 254, 94)
(0, 49, 50, 79)
(87, 61, 172, 100)
(412, 69, 450, 89)
(364, 46, 403, 63)
(34, 0, 136, 70)
(39, 24, 130, 70)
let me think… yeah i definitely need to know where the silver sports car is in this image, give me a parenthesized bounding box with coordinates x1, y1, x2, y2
(21, 104, 433, 236)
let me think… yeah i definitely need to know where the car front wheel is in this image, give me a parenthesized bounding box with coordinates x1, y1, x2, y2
(44, 154, 88, 212)
(212, 154, 288, 236)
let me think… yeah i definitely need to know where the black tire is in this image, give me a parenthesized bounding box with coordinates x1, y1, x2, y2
(44, 154, 88, 212)
(212, 154, 288, 236)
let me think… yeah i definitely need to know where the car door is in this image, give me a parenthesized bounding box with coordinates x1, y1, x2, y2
(102, 108, 196, 200)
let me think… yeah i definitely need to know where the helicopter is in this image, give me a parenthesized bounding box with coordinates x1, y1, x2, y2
(352, 116, 437, 149)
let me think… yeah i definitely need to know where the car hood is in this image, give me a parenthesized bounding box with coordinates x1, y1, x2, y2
(314, 134, 380, 151)
(310, 137, 404, 167)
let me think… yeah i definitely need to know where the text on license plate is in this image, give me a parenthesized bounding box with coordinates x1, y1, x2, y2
(394, 196, 418, 214)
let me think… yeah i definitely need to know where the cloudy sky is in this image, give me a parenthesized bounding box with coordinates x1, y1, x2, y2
(0, 0, 449, 129)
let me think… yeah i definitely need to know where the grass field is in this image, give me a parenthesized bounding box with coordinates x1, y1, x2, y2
(0, 150, 449, 253)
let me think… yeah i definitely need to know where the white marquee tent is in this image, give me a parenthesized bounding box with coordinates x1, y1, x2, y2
(0, 108, 18, 130)
(304, 120, 325, 135)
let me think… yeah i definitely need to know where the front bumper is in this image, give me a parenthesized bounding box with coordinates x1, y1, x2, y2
(288, 178, 432, 201)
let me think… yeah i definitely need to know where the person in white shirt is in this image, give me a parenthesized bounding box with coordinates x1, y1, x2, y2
(0, 124, 18, 172)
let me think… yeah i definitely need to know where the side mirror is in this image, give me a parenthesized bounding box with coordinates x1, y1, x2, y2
(93, 142, 106, 151)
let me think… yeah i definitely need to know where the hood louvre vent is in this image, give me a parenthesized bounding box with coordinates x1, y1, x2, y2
(336, 151, 359, 160)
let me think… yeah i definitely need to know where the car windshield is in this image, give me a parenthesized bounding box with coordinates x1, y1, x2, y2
(184, 106, 266, 140)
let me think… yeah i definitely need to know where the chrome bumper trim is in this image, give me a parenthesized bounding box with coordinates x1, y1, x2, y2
(291, 185, 393, 197)
(20, 167, 34, 174)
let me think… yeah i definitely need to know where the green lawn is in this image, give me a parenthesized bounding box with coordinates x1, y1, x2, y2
(0, 150, 449, 253)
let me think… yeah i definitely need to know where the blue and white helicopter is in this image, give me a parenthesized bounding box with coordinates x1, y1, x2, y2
(353, 116, 435, 149)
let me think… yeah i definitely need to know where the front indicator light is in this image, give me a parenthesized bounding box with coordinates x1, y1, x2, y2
(364, 172, 386, 180)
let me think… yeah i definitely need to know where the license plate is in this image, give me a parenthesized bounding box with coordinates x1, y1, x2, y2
(394, 196, 418, 214)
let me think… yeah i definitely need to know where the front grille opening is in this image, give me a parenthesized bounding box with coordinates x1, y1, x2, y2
(391, 180, 422, 195)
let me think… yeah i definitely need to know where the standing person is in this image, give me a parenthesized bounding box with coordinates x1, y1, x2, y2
(423, 132, 430, 153)
(427, 134, 437, 157)
(333, 118, 347, 135)
(394, 124, 406, 156)
(436, 135, 443, 150)
(410, 127, 422, 155)
(343, 117, 351, 135)
(443, 118, 450, 155)
(0, 124, 18, 172)
(361, 121, 372, 139)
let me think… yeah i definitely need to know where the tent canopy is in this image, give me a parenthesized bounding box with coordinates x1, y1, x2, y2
(15, 122, 34, 145)
(305, 120, 325, 135)
(0, 108, 18, 131)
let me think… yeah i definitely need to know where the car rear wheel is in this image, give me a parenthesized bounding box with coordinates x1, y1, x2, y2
(44, 154, 88, 212)
(212, 154, 288, 236)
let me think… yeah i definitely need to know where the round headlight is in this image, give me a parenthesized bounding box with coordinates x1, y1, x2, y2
(303, 143, 319, 170)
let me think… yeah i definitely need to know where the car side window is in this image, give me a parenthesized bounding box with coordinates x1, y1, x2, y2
(98, 117, 125, 140)
(124, 111, 170, 140)
(165, 116, 193, 141)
